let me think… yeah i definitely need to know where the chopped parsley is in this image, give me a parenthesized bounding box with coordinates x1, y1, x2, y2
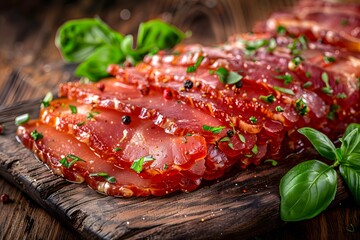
(41, 92, 53, 108)
(276, 25, 287, 35)
(228, 143, 234, 149)
(264, 159, 278, 166)
(59, 154, 86, 168)
(87, 111, 100, 119)
(327, 104, 340, 120)
(305, 71, 311, 78)
(238, 133, 246, 143)
(131, 155, 156, 173)
(273, 86, 295, 95)
(187, 56, 204, 73)
(302, 81, 312, 88)
(275, 106, 284, 112)
(213, 67, 243, 85)
(275, 74, 293, 84)
(321, 72, 333, 95)
(267, 38, 277, 52)
(30, 130, 43, 141)
(113, 147, 122, 152)
(259, 94, 275, 103)
(323, 55, 335, 64)
(245, 39, 269, 54)
(89, 172, 116, 183)
(163, 164, 168, 170)
(251, 145, 258, 155)
(219, 136, 231, 142)
(295, 97, 309, 116)
(291, 56, 303, 66)
(336, 93, 347, 99)
(249, 116, 257, 124)
(202, 125, 225, 134)
(69, 105, 77, 114)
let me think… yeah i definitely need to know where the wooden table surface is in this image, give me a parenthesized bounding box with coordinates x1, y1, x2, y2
(0, 0, 359, 239)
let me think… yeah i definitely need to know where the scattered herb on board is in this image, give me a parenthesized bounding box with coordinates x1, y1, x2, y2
(56, 18, 187, 81)
(280, 124, 360, 221)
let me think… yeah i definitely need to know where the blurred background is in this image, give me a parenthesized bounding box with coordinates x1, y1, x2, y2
(0, 0, 360, 239)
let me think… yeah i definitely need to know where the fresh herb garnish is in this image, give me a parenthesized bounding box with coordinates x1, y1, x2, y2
(60, 154, 86, 168)
(302, 81, 312, 88)
(56, 18, 186, 81)
(89, 172, 116, 183)
(249, 116, 257, 124)
(267, 38, 277, 52)
(219, 136, 231, 142)
(291, 56, 303, 66)
(251, 145, 258, 155)
(187, 56, 204, 73)
(321, 72, 333, 95)
(275, 74, 293, 85)
(323, 55, 335, 64)
(276, 25, 287, 35)
(87, 111, 100, 119)
(340, 18, 349, 26)
(15, 113, 30, 126)
(336, 93, 347, 99)
(131, 155, 156, 173)
(244, 39, 269, 55)
(69, 105, 77, 114)
(41, 92, 53, 108)
(259, 94, 275, 103)
(275, 106, 284, 112)
(305, 71, 311, 78)
(30, 130, 43, 141)
(295, 97, 309, 115)
(113, 147, 122, 152)
(273, 86, 295, 95)
(280, 124, 360, 221)
(264, 159, 278, 166)
(213, 67, 243, 85)
(202, 125, 225, 134)
(238, 133, 246, 143)
(327, 104, 340, 120)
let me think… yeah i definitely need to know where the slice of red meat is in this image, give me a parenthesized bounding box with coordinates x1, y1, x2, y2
(17, 121, 202, 196)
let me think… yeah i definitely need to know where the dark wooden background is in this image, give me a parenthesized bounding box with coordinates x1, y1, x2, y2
(0, 0, 359, 239)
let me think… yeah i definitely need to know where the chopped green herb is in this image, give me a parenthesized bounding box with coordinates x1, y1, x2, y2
(77, 120, 86, 126)
(30, 130, 43, 141)
(295, 98, 309, 116)
(321, 72, 333, 95)
(327, 104, 340, 120)
(163, 164, 168, 170)
(323, 55, 335, 63)
(287, 39, 301, 56)
(273, 86, 295, 95)
(202, 125, 225, 134)
(187, 56, 204, 73)
(276, 25, 287, 35)
(87, 111, 100, 119)
(213, 67, 243, 85)
(291, 56, 303, 66)
(131, 155, 156, 173)
(251, 145, 258, 155)
(305, 71, 311, 78)
(89, 172, 116, 183)
(275, 74, 293, 84)
(113, 147, 122, 152)
(60, 154, 86, 168)
(249, 116, 257, 124)
(298, 35, 308, 49)
(340, 18, 349, 26)
(267, 38, 277, 52)
(238, 133, 246, 143)
(41, 92, 53, 108)
(259, 94, 275, 103)
(69, 105, 77, 114)
(302, 81, 312, 88)
(264, 159, 278, 166)
(275, 106, 284, 112)
(228, 143, 234, 150)
(336, 93, 347, 99)
(219, 136, 231, 142)
(245, 39, 269, 53)
(15, 113, 30, 126)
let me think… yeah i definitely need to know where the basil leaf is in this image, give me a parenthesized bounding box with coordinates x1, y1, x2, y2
(341, 128, 360, 157)
(339, 165, 360, 205)
(298, 127, 338, 161)
(136, 19, 186, 54)
(55, 18, 124, 63)
(75, 45, 125, 81)
(342, 153, 360, 170)
(280, 160, 337, 221)
(215, 67, 243, 85)
(344, 123, 360, 137)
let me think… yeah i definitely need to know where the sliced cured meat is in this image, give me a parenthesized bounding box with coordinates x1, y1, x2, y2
(17, 121, 202, 196)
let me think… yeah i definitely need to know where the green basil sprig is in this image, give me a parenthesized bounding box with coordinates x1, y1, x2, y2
(280, 123, 360, 221)
(56, 18, 186, 81)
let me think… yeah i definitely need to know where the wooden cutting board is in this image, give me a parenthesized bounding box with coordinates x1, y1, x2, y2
(0, 100, 351, 239)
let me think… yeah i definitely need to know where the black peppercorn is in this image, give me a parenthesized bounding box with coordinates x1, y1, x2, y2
(122, 115, 131, 125)
(227, 130, 234, 138)
(184, 80, 193, 90)
(235, 80, 243, 88)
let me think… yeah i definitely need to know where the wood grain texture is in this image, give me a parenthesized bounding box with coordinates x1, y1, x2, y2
(0, 0, 360, 239)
